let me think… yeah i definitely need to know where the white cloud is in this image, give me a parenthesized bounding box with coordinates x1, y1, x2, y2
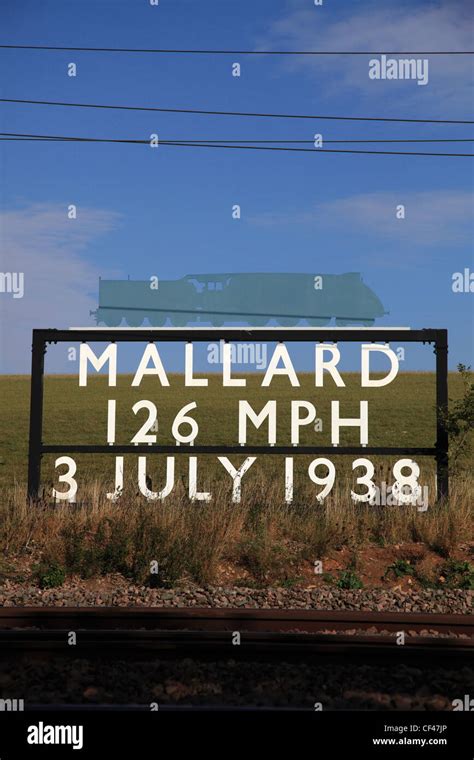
(258, 1, 473, 115)
(317, 190, 474, 244)
(250, 189, 474, 246)
(0, 203, 121, 372)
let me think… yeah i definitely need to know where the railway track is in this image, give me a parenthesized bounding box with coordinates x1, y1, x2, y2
(0, 607, 472, 662)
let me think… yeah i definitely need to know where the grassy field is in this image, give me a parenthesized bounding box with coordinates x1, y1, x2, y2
(0, 371, 471, 489)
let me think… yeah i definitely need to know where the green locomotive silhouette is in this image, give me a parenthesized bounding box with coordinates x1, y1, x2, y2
(92, 272, 386, 327)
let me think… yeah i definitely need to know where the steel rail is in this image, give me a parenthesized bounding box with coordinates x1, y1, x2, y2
(0, 607, 471, 634)
(0, 629, 471, 662)
(2, 608, 470, 710)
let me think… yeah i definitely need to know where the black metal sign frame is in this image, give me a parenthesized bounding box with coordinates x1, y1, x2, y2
(27, 327, 449, 500)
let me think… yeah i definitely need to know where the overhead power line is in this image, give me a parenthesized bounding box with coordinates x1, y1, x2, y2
(1, 132, 472, 157)
(0, 44, 472, 55)
(1, 98, 473, 124)
(1, 134, 472, 144)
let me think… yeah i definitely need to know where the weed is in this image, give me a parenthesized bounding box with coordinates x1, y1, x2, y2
(336, 570, 363, 589)
(35, 562, 66, 589)
(438, 560, 474, 589)
(384, 559, 415, 579)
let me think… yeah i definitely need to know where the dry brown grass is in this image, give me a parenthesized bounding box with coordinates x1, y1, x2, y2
(0, 471, 472, 588)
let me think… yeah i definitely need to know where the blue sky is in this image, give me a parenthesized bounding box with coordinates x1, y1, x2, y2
(0, 0, 473, 372)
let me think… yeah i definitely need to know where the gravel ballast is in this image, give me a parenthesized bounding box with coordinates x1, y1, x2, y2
(0, 657, 472, 710)
(0, 581, 471, 613)
(0, 581, 471, 711)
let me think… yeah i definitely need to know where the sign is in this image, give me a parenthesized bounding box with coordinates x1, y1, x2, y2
(27, 328, 449, 504)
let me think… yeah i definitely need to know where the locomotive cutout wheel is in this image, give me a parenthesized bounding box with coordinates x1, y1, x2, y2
(335, 318, 350, 326)
(308, 318, 329, 326)
(148, 314, 166, 327)
(278, 317, 299, 327)
(211, 314, 233, 327)
(102, 311, 122, 327)
(249, 317, 269, 327)
(172, 313, 193, 326)
(126, 312, 146, 327)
